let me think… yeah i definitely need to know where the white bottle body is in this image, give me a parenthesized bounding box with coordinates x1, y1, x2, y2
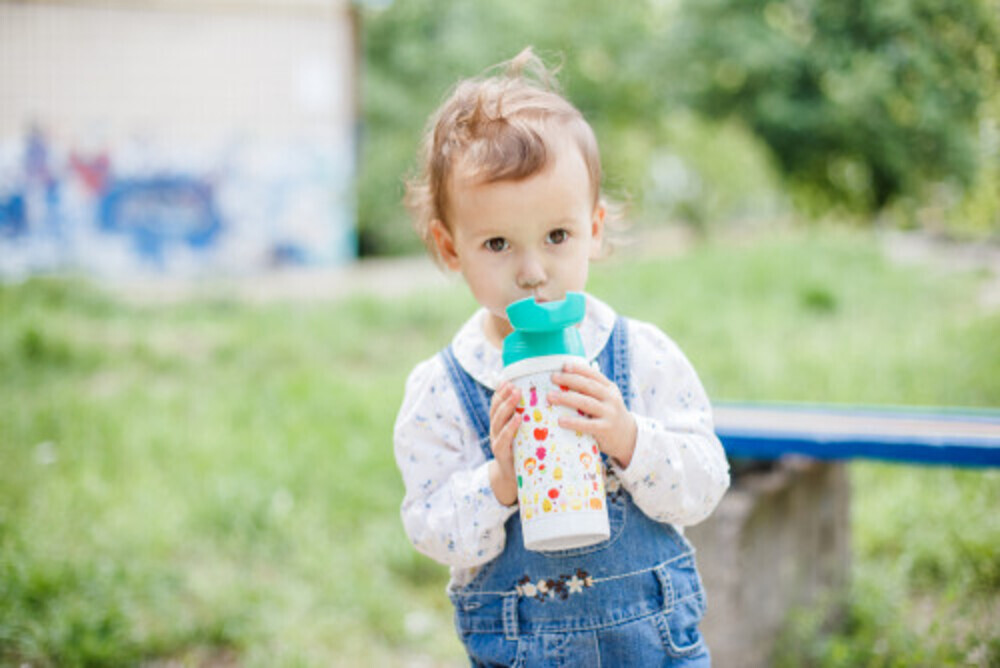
(501, 355, 610, 552)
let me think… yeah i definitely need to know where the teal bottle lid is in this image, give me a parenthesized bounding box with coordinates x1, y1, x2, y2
(502, 292, 586, 366)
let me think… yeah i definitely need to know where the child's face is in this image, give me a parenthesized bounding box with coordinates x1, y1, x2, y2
(431, 138, 605, 346)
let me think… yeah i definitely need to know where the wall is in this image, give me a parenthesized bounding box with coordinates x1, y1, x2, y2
(0, 0, 357, 277)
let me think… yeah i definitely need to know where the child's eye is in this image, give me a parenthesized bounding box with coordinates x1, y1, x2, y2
(547, 229, 569, 245)
(485, 237, 509, 253)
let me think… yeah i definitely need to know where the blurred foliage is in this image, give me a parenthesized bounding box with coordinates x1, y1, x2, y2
(356, 0, 1000, 256)
(356, 0, 785, 255)
(776, 463, 1000, 667)
(665, 0, 1000, 219)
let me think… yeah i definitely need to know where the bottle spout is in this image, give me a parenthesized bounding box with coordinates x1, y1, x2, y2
(502, 292, 586, 366)
(506, 292, 586, 332)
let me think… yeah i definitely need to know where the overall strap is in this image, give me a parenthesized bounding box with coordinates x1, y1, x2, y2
(439, 314, 631, 457)
(596, 316, 632, 411)
(439, 345, 493, 457)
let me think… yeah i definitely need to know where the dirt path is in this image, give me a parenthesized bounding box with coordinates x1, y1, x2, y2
(105, 226, 696, 305)
(109, 254, 452, 304)
(879, 229, 1000, 309)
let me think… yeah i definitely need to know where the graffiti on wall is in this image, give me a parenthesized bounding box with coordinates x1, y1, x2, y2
(98, 178, 222, 262)
(0, 126, 355, 277)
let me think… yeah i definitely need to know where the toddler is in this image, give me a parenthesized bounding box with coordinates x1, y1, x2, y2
(394, 48, 730, 666)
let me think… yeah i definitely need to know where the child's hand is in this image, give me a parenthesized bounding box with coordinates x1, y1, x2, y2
(549, 362, 637, 468)
(488, 382, 521, 506)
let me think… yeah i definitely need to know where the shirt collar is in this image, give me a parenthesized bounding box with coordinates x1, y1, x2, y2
(450, 292, 617, 389)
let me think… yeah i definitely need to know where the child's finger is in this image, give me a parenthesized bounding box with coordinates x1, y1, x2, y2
(491, 389, 521, 444)
(492, 412, 521, 458)
(489, 384, 520, 419)
(551, 370, 612, 402)
(560, 362, 610, 383)
(499, 411, 520, 444)
(557, 413, 605, 436)
(548, 388, 604, 418)
(489, 382, 512, 411)
(490, 404, 515, 438)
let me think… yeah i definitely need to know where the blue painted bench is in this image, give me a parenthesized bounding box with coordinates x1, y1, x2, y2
(714, 402, 1000, 467)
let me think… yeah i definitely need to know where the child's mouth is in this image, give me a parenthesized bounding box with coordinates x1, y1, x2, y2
(528, 291, 565, 304)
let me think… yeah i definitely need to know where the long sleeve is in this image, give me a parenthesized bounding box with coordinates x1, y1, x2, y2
(394, 357, 518, 569)
(609, 320, 730, 527)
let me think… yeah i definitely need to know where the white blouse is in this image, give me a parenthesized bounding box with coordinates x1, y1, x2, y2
(393, 293, 730, 589)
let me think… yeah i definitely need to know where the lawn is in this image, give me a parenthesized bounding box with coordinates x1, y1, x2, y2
(1, 227, 997, 666)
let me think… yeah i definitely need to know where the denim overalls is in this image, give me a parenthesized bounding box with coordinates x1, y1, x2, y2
(440, 316, 711, 667)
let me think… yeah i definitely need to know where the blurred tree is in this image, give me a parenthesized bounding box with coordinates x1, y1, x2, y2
(356, 0, 676, 255)
(664, 0, 1000, 216)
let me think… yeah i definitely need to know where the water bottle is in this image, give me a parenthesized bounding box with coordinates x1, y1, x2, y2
(501, 291, 610, 551)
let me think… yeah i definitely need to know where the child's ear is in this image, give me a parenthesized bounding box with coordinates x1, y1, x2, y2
(430, 219, 461, 270)
(588, 203, 606, 259)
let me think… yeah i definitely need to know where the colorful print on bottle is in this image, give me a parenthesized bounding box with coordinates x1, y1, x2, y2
(513, 374, 607, 522)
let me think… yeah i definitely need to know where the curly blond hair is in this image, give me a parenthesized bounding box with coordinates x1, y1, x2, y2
(405, 48, 611, 264)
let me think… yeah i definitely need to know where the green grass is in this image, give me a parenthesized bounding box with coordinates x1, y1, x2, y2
(1, 227, 997, 666)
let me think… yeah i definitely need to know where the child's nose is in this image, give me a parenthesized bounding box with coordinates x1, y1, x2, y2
(516, 254, 547, 288)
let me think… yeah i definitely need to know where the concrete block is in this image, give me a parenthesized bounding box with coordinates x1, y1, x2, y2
(687, 458, 850, 667)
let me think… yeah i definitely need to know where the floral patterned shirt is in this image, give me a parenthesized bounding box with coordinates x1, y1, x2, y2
(394, 293, 730, 589)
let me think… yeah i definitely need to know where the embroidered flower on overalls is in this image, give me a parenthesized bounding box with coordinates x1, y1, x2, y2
(566, 574, 586, 594)
(515, 569, 593, 602)
(605, 470, 626, 501)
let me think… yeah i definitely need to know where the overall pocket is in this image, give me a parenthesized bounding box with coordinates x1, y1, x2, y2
(654, 554, 708, 658)
(460, 630, 524, 668)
